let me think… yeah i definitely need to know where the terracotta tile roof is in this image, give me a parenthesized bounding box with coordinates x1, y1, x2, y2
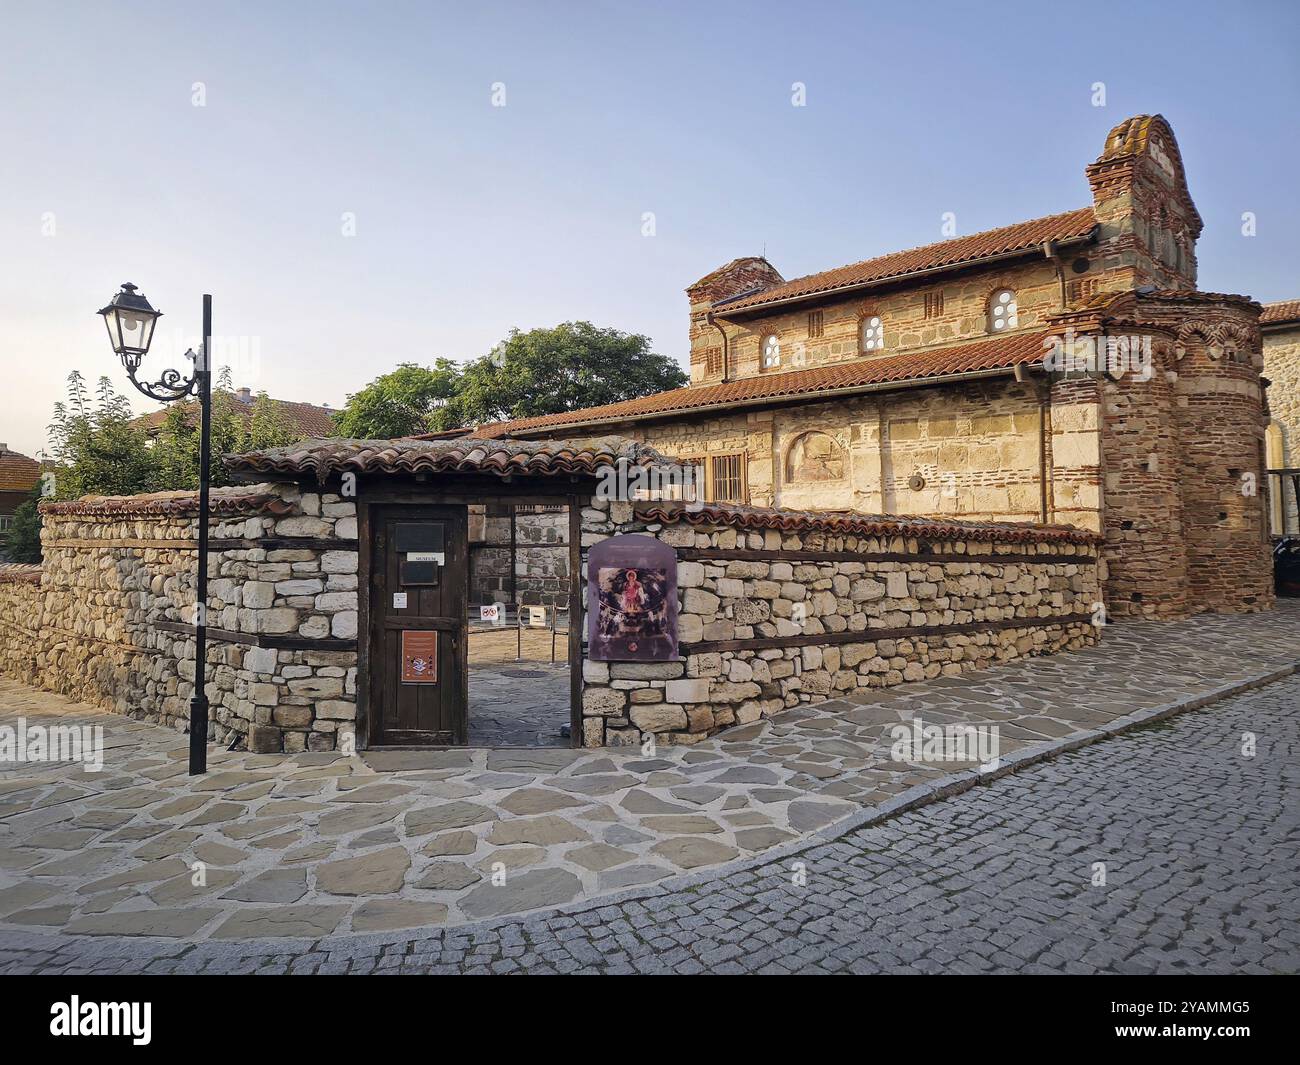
(225, 436, 671, 482)
(1261, 300, 1300, 326)
(133, 394, 338, 440)
(0, 447, 41, 494)
(464, 330, 1052, 439)
(637, 501, 1102, 546)
(711, 208, 1098, 315)
(0, 563, 41, 585)
(39, 488, 295, 518)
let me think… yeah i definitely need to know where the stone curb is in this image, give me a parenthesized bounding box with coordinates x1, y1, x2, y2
(4, 659, 1295, 959)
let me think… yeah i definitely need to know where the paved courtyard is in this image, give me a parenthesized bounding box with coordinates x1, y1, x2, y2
(0, 602, 1297, 952)
(467, 663, 570, 747)
(2, 666, 1296, 973)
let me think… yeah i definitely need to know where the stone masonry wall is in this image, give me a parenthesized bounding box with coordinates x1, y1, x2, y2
(0, 565, 42, 687)
(578, 500, 1102, 747)
(1263, 322, 1300, 531)
(468, 504, 569, 608)
(0, 485, 360, 754)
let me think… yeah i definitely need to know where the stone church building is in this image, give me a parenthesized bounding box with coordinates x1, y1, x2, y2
(439, 115, 1274, 621)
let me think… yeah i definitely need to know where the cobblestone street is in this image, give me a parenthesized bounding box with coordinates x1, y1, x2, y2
(3, 669, 1296, 974)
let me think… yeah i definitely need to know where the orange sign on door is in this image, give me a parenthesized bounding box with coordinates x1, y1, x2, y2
(400, 630, 439, 684)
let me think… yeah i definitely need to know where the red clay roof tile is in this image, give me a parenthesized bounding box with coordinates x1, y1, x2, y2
(711, 208, 1098, 315)
(39, 489, 295, 519)
(464, 330, 1052, 438)
(1262, 300, 1300, 326)
(225, 436, 671, 482)
(636, 501, 1101, 546)
(0, 448, 41, 494)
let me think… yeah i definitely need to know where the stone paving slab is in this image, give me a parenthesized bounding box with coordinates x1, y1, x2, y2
(2, 671, 1295, 973)
(0, 602, 1297, 942)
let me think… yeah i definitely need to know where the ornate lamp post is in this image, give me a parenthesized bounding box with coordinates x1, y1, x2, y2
(98, 283, 212, 775)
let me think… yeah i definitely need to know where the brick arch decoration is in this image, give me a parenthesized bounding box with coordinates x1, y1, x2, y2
(1174, 321, 1259, 363)
(785, 429, 847, 483)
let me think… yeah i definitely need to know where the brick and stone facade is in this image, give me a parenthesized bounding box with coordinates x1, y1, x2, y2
(462, 115, 1273, 620)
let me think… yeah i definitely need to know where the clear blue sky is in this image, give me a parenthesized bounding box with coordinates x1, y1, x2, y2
(1, 0, 1297, 457)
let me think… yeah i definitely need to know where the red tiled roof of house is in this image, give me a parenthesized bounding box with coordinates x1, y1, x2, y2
(461, 329, 1052, 439)
(711, 207, 1099, 314)
(1261, 300, 1300, 326)
(225, 436, 672, 482)
(133, 394, 338, 440)
(0, 447, 41, 493)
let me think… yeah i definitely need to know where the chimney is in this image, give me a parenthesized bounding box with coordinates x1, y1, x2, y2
(236, 387, 252, 404)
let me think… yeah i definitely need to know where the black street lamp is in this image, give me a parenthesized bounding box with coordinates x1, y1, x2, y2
(98, 283, 212, 775)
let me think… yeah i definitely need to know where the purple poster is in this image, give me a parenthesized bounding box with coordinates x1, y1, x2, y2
(587, 534, 679, 662)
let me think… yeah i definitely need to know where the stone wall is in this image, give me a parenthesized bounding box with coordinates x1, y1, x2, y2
(468, 504, 569, 608)
(0, 486, 360, 754)
(578, 500, 1102, 747)
(1264, 320, 1300, 531)
(0, 564, 42, 686)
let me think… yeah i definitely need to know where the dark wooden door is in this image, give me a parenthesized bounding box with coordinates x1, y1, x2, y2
(368, 504, 468, 745)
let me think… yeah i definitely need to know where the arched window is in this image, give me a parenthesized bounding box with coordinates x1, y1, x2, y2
(760, 334, 781, 370)
(988, 289, 1018, 332)
(860, 315, 884, 352)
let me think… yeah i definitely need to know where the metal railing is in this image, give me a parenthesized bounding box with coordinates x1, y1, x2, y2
(467, 600, 572, 663)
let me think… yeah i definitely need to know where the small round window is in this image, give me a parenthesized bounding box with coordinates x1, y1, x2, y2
(761, 334, 781, 368)
(861, 316, 884, 351)
(989, 289, 1018, 332)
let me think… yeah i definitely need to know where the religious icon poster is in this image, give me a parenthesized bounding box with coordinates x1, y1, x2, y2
(587, 534, 679, 662)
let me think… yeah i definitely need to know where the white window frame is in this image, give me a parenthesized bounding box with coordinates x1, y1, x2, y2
(860, 315, 884, 351)
(988, 289, 1018, 332)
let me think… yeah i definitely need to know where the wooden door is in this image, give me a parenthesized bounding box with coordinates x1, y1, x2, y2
(368, 504, 468, 745)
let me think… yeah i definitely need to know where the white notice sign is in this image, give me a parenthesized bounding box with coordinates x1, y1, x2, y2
(393, 592, 408, 608)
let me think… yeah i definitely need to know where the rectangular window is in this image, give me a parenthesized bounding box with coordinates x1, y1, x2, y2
(0, 515, 12, 532)
(709, 453, 746, 503)
(923, 291, 944, 318)
(807, 310, 824, 338)
(674, 454, 706, 502)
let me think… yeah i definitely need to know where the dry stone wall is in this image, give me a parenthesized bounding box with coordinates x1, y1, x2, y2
(0, 485, 359, 754)
(578, 499, 1102, 747)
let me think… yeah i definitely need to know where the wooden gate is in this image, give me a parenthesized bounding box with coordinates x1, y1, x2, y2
(366, 504, 468, 745)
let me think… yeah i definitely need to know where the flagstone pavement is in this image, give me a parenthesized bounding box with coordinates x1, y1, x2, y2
(1, 601, 1298, 942)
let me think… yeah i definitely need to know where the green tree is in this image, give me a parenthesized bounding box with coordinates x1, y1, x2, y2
(1, 484, 44, 563)
(333, 361, 463, 439)
(439, 322, 686, 430)
(152, 368, 298, 489)
(46, 371, 159, 500)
